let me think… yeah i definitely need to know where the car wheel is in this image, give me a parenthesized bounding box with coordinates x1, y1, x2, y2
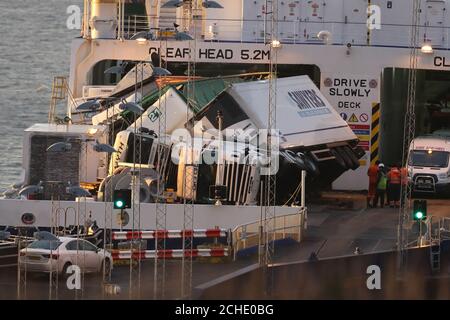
(62, 262, 72, 279)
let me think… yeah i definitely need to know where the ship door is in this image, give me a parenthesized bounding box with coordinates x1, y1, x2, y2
(424, 0, 446, 47)
(381, 68, 450, 166)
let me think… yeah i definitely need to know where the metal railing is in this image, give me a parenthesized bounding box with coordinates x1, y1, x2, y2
(408, 216, 450, 248)
(431, 216, 450, 241)
(110, 15, 450, 49)
(79, 0, 450, 49)
(231, 207, 306, 261)
(0, 236, 35, 268)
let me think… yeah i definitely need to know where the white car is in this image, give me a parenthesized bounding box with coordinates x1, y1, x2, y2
(19, 237, 112, 276)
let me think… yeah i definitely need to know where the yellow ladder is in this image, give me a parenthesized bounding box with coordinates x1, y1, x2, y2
(48, 77, 67, 123)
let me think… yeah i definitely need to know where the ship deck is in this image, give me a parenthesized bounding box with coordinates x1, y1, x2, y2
(1, 194, 449, 299)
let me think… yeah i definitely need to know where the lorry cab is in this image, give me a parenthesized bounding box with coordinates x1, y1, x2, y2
(407, 135, 450, 194)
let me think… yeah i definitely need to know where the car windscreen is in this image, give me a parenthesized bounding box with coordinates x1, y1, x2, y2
(27, 240, 62, 250)
(409, 150, 450, 168)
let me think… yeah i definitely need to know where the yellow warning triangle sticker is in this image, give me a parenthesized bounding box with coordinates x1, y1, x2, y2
(348, 113, 359, 123)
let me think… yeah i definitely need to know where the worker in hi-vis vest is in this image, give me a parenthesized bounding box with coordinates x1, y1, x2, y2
(387, 163, 401, 208)
(373, 163, 387, 208)
(367, 160, 380, 208)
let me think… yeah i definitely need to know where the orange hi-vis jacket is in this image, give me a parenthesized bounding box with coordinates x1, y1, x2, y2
(388, 167, 401, 184)
(367, 164, 379, 185)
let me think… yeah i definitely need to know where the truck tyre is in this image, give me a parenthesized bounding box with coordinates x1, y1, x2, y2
(303, 154, 320, 176)
(285, 150, 307, 171)
(341, 146, 360, 170)
(330, 148, 347, 169)
(337, 146, 354, 169)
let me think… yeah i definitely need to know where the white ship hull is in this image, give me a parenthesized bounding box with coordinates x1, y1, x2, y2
(0, 199, 301, 231)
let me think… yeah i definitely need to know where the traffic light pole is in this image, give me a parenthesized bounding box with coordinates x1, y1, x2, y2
(120, 208, 124, 232)
(398, 0, 420, 273)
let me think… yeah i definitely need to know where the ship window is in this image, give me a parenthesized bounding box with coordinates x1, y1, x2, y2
(204, 93, 249, 129)
(21, 213, 36, 225)
(125, 133, 155, 164)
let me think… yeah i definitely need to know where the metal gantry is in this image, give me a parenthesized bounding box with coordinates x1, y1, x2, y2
(261, 0, 278, 297)
(180, 0, 197, 299)
(398, 0, 420, 270)
(154, 39, 168, 300)
(102, 98, 116, 296)
(70, 148, 90, 301)
(129, 63, 144, 299)
(49, 194, 61, 300)
(16, 228, 27, 300)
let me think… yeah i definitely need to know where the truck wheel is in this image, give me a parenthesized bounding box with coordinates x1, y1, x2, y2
(304, 154, 320, 176)
(330, 148, 347, 169)
(284, 150, 307, 171)
(337, 146, 355, 169)
(342, 146, 360, 169)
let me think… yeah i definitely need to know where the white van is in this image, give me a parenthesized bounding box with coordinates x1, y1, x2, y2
(407, 135, 450, 194)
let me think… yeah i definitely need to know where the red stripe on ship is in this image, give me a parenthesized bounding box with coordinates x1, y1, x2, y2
(154, 230, 169, 239)
(112, 231, 142, 240)
(358, 141, 370, 151)
(112, 229, 226, 240)
(111, 249, 228, 260)
(205, 229, 223, 237)
(349, 124, 370, 130)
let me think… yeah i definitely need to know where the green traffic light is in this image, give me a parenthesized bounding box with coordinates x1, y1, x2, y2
(414, 211, 424, 220)
(115, 200, 124, 208)
(113, 189, 131, 209)
(413, 199, 427, 221)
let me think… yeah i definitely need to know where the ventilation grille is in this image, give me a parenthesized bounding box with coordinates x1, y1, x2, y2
(29, 135, 80, 200)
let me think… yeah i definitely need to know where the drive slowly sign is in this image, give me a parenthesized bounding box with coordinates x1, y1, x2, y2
(322, 74, 380, 191)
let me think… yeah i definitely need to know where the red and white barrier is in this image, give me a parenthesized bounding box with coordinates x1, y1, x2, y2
(111, 248, 229, 260)
(112, 228, 227, 240)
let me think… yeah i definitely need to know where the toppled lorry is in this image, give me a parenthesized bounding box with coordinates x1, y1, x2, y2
(100, 74, 364, 205)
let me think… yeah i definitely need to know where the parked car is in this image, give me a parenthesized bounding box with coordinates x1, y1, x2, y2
(19, 237, 112, 277)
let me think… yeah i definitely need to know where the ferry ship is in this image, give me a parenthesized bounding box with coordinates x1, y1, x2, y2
(1, 0, 450, 246)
